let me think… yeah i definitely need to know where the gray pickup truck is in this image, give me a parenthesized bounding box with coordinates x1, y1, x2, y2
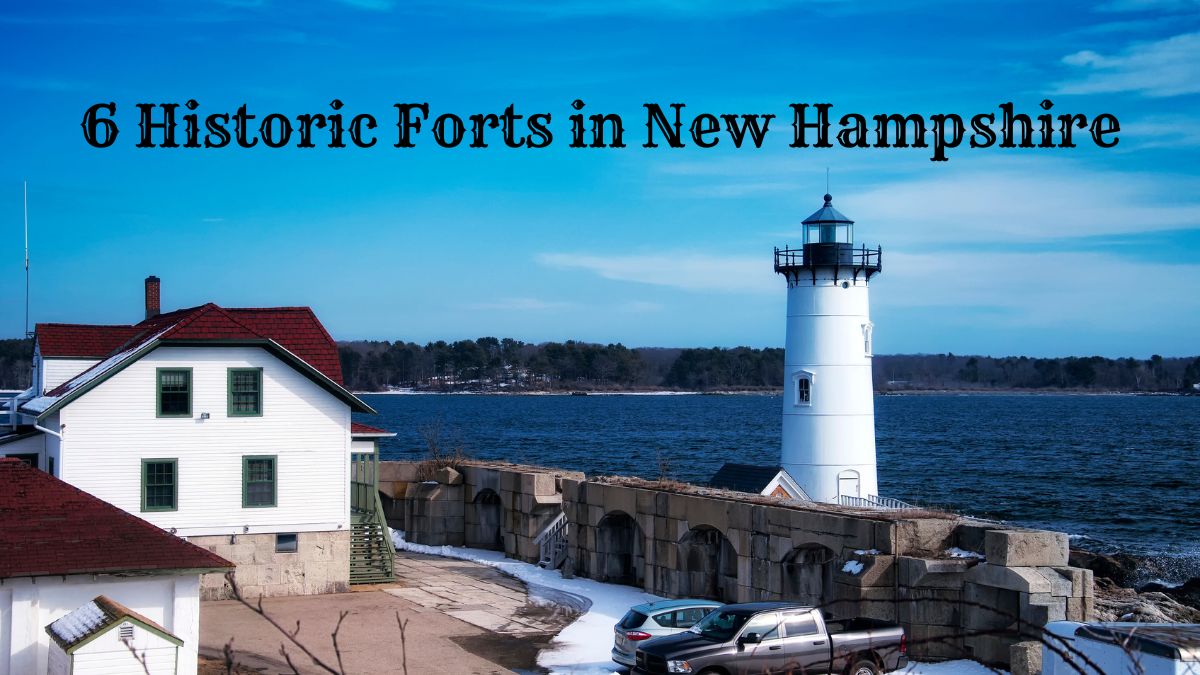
(632, 602, 907, 675)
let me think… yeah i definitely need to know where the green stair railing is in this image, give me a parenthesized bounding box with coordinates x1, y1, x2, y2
(350, 450, 396, 584)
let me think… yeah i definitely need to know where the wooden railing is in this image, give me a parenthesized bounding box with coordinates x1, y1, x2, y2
(350, 451, 378, 514)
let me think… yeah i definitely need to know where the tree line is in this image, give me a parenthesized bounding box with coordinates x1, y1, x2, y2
(2, 336, 1199, 393)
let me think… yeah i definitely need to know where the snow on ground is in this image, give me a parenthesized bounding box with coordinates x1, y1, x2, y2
(392, 530, 659, 673)
(391, 530, 1005, 675)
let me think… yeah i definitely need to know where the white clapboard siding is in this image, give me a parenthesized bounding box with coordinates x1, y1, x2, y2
(71, 628, 178, 675)
(2, 574, 200, 675)
(59, 346, 350, 536)
(42, 358, 99, 394)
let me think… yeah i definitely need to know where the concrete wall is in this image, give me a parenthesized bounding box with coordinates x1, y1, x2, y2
(384, 460, 1092, 668)
(190, 530, 350, 600)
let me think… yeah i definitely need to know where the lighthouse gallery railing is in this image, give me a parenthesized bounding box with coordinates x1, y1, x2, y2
(773, 244, 882, 272)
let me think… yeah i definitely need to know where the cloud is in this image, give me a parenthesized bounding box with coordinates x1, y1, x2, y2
(536, 252, 775, 293)
(1054, 31, 1200, 97)
(878, 250, 1200, 330)
(846, 162, 1200, 245)
(619, 301, 664, 313)
(397, 0, 854, 19)
(1095, 0, 1200, 12)
(465, 297, 574, 311)
(1117, 115, 1200, 148)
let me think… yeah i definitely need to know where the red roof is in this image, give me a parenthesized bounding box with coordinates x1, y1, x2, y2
(36, 303, 344, 385)
(0, 459, 233, 579)
(36, 324, 142, 359)
(351, 422, 394, 436)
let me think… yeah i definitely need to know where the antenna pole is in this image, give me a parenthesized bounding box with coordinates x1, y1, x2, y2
(826, 167, 830, 194)
(24, 180, 30, 339)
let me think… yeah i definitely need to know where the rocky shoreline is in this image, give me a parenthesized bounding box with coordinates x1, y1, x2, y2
(1070, 549, 1200, 622)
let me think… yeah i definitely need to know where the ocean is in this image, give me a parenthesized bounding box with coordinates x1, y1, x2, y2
(360, 392, 1200, 584)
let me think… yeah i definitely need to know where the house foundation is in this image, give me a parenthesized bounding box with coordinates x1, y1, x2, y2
(190, 530, 351, 600)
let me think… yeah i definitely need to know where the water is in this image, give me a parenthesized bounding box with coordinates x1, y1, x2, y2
(361, 392, 1200, 583)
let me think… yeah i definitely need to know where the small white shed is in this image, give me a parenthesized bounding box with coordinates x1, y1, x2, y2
(45, 595, 182, 675)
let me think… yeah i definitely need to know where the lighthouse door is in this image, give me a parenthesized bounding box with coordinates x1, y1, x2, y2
(837, 470, 860, 498)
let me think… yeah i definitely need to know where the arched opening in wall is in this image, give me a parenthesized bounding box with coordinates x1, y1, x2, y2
(781, 544, 836, 608)
(595, 511, 645, 587)
(678, 526, 738, 602)
(465, 488, 503, 550)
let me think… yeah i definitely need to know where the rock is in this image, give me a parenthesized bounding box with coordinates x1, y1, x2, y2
(1139, 577, 1200, 611)
(1093, 585, 1200, 623)
(434, 466, 463, 485)
(1069, 549, 1140, 587)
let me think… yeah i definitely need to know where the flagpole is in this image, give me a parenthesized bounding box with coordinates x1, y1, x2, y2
(24, 180, 30, 338)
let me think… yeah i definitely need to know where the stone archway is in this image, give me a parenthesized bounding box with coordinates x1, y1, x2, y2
(678, 526, 738, 602)
(465, 488, 503, 550)
(595, 511, 645, 587)
(781, 544, 836, 608)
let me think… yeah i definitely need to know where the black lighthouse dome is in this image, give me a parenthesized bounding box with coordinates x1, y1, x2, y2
(802, 193, 854, 245)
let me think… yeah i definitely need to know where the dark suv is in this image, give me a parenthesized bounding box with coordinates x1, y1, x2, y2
(633, 602, 907, 675)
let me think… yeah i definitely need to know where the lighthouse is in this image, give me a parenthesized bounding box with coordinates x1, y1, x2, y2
(774, 194, 882, 504)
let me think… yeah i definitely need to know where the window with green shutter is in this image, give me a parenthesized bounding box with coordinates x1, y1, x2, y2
(142, 459, 177, 511)
(243, 455, 276, 507)
(157, 368, 192, 417)
(228, 368, 263, 416)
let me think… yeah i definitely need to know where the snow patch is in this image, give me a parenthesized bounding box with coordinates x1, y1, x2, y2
(842, 560, 865, 575)
(887, 662, 1006, 675)
(391, 529, 658, 674)
(946, 547, 986, 560)
(854, 549, 881, 555)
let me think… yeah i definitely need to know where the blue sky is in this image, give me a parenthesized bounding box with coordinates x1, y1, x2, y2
(3, 0, 1199, 357)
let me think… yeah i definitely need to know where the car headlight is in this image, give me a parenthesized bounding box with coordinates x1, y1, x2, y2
(667, 660, 692, 673)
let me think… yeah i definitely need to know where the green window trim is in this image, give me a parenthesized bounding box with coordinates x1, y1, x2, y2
(141, 458, 178, 512)
(242, 455, 277, 508)
(227, 367, 264, 417)
(156, 368, 193, 418)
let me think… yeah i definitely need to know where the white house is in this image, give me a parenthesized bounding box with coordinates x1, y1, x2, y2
(0, 457, 233, 675)
(0, 276, 397, 598)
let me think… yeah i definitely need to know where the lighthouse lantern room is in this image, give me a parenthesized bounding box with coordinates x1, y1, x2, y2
(774, 194, 882, 504)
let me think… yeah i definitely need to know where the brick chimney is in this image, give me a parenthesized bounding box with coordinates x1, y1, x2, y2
(145, 276, 161, 320)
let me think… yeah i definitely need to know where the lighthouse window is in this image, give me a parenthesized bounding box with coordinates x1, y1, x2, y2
(794, 371, 813, 406)
(862, 323, 874, 356)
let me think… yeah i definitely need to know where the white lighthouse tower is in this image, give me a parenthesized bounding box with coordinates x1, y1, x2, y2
(774, 194, 882, 504)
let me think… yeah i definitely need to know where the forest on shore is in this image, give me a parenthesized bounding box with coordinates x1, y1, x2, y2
(3, 336, 1199, 394)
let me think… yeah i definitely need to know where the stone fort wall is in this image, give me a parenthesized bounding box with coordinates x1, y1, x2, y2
(380, 460, 1091, 668)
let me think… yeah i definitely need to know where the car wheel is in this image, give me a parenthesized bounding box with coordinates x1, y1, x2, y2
(849, 659, 880, 675)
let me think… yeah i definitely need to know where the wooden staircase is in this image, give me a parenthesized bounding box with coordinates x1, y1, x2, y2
(350, 450, 396, 585)
(350, 509, 395, 584)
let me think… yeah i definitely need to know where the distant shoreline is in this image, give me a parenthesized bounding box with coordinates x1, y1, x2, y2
(354, 388, 1196, 397)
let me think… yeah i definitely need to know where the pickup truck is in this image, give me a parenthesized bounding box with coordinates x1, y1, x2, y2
(632, 601, 907, 675)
